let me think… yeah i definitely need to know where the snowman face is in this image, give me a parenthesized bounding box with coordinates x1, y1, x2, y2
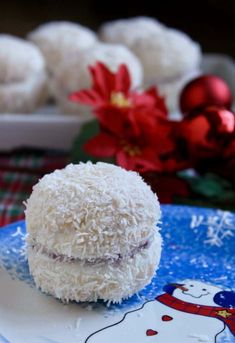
(172, 280, 222, 306)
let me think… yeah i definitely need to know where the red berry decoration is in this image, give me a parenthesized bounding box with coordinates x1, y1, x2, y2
(179, 106, 235, 159)
(180, 75, 232, 116)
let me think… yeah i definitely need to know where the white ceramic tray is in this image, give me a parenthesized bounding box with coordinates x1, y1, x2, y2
(0, 107, 87, 151)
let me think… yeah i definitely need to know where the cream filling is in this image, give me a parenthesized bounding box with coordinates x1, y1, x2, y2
(29, 239, 151, 265)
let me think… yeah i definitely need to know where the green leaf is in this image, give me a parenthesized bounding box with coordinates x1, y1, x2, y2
(70, 119, 115, 165)
(70, 119, 100, 163)
(179, 172, 235, 201)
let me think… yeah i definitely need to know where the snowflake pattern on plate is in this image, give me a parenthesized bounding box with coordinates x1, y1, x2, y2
(190, 210, 235, 247)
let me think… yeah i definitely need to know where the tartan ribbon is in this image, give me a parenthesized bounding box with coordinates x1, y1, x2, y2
(0, 150, 68, 227)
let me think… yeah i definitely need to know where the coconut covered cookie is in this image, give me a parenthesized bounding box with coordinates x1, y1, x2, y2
(50, 42, 143, 115)
(25, 162, 162, 303)
(0, 35, 47, 113)
(99, 16, 202, 111)
(28, 21, 97, 72)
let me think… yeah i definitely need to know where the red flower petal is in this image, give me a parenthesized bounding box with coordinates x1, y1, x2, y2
(145, 87, 168, 116)
(130, 92, 156, 108)
(94, 107, 128, 136)
(84, 132, 118, 157)
(128, 87, 167, 117)
(116, 149, 162, 173)
(115, 64, 131, 94)
(69, 89, 104, 106)
(116, 150, 139, 171)
(89, 62, 115, 100)
(126, 108, 170, 142)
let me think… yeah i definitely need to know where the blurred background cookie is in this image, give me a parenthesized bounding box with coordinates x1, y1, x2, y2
(99, 17, 202, 112)
(0, 34, 48, 113)
(28, 21, 98, 96)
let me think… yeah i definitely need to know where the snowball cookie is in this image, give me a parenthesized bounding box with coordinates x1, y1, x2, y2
(0, 35, 47, 113)
(28, 21, 97, 73)
(99, 16, 164, 46)
(50, 42, 143, 115)
(25, 162, 162, 303)
(99, 17, 202, 111)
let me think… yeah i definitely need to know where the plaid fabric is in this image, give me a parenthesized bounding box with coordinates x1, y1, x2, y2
(0, 149, 68, 227)
(1, 150, 233, 228)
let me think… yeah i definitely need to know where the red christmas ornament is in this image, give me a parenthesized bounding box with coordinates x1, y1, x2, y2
(179, 106, 235, 159)
(180, 75, 232, 116)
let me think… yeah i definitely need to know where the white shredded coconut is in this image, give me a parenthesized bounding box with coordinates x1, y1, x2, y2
(28, 21, 98, 101)
(28, 232, 161, 303)
(99, 16, 201, 83)
(25, 162, 160, 259)
(25, 162, 162, 302)
(0, 34, 48, 112)
(28, 21, 97, 71)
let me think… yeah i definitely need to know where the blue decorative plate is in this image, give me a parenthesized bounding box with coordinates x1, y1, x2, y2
(0, 205, 234, 343)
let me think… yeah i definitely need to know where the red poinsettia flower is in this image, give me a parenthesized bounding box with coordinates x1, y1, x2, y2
(84, 107, 177, 173)
(69, 61, 186, 173)
(69, 61, 167, 117)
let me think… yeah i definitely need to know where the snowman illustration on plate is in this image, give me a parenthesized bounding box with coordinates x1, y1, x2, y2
(86, 280, 235, 343)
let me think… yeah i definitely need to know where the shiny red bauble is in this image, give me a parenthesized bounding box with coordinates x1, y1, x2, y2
(180, 75, 232, 116)
(179, 106, 235, 159)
